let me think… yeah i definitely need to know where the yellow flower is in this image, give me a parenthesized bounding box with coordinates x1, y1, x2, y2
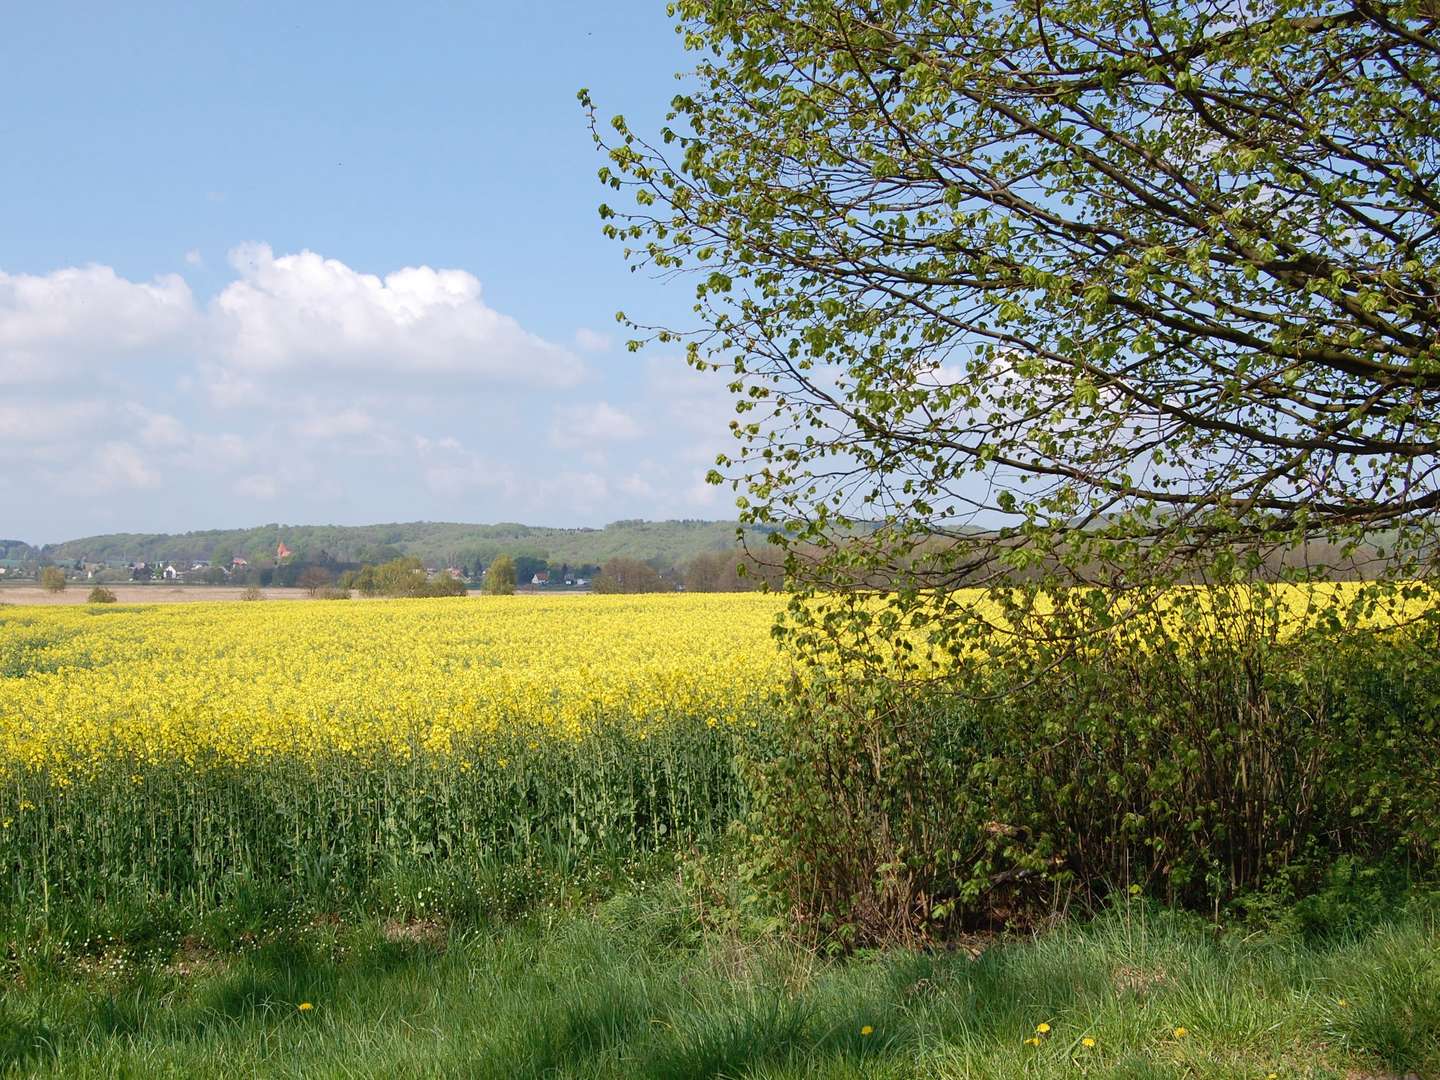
(1172, 1026, 1188, 1039)
(859, 1025, 874, 1036)
(1081, 1036, 1096, 1048)
(1024, 1037, 1041, 1047)
(1035, 1022, 1051, 1034)
(298, 1002, 314, 1012)
(1337, 998, 1349, 1007)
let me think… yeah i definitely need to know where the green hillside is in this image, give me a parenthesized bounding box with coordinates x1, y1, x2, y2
(42, 520, 777, 570)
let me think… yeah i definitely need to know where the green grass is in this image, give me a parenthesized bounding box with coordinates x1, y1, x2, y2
(3, 878, 1436, 1079)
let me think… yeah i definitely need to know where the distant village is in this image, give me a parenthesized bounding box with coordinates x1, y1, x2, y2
(0, 540, 594, 591)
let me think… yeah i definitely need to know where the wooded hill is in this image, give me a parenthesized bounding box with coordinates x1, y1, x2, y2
(39, 520, 779, 571)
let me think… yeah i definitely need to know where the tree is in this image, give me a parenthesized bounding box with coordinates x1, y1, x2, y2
(483, 555, 517, 595)
(588, 0, 1440, 651)
(593, 557, 670, 594)
(297, 565, 334, 597)
(683, 549, 785, 592)
(40, 567, 66, 593)
(514, 555, 549, 584)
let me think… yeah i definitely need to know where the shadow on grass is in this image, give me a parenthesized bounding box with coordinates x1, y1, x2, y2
(2, 902, 1435, 1078)
(0, 1007, 57, 1073)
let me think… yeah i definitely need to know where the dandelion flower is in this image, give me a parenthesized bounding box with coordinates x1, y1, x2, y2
(298, 1002, 314, 1012)
(1081, 1036, 1096, 1048)
(860, 1025, 873, 1036)
(1035, 1022, 1051, 1034)
(1024, 1036, 1041, 1047)
(1173, 1026, 1188, 1039)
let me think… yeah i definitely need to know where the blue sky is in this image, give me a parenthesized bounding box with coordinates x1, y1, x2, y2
(2, 2, 735, 543)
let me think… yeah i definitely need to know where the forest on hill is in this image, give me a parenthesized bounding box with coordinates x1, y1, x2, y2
(38, 519, 779, 572)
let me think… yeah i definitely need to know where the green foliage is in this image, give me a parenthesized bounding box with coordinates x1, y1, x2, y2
(483, 555, 517, 595)
(352, 557, 464, 599)
(39, 567, 66, 593)
(85, 587, 117, 604)
(588, 0, 1440, 655)
(0, 720, 741, 934)
(740, 621, 1440, 947)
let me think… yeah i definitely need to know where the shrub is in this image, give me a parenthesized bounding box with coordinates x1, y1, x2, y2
(40, 567, 66, 593)
(87, 587, 118, 604)
(240, 586, 265, 601)
(352, 558, 466, 598)
(740, 621, 1440, 947)
(310, 587, 351, 601)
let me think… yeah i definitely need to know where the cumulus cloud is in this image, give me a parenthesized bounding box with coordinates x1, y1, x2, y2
(413, 435, 513, 499)
(211, 244, 584, 387)
(234, 474, 278, 500)
(573, 327, 612, 352)
(292, 407, 377, 442)
(131, 407, 191, 449)
(0, 400, 107, 443)
(90, 442, 161, 491)
(0, 265, 195, 384)
(549, 401, 641, 449)
(1, 248, 761, 535)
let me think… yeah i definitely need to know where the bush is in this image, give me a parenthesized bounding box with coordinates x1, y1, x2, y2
(40, 567, 66, 593)
(310, 587, 351, 601)
(87, 587, 118, 604)
(239, 586, 265, 601)
(352, 558, 466, 598)
(740, 621, 1440, 947)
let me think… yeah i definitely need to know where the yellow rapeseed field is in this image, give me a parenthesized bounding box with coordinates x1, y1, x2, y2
(0, 594, 791, 775)
(3, 583, 1428, 778)
(0, 583, 1431, 916)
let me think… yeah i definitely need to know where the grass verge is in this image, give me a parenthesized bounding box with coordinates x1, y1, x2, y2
(2, 876, 1436, 1079)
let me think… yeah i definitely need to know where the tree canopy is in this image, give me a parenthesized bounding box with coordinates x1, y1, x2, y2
(483, 555, 518, 596)
(588, 0, 1440, 656)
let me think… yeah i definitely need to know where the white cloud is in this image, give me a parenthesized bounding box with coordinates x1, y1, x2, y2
(131, 407, 191, 448)
(550, 401, 641, 449)
(413, 434, 514, 499)
(211, 244, 584, 387)
(618, 473, 656, 498)
(293, 407, 377, 441)
(0, 401, 107, 443)
(234, 474, 278, 500)
(184, 249, 204, 267)
(0, 265, 195, 384)
(684, 476, 725, 509)
(573, 327, 612, 352)
(90, 442, 161, 491)
(0, 250, 765, 535)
